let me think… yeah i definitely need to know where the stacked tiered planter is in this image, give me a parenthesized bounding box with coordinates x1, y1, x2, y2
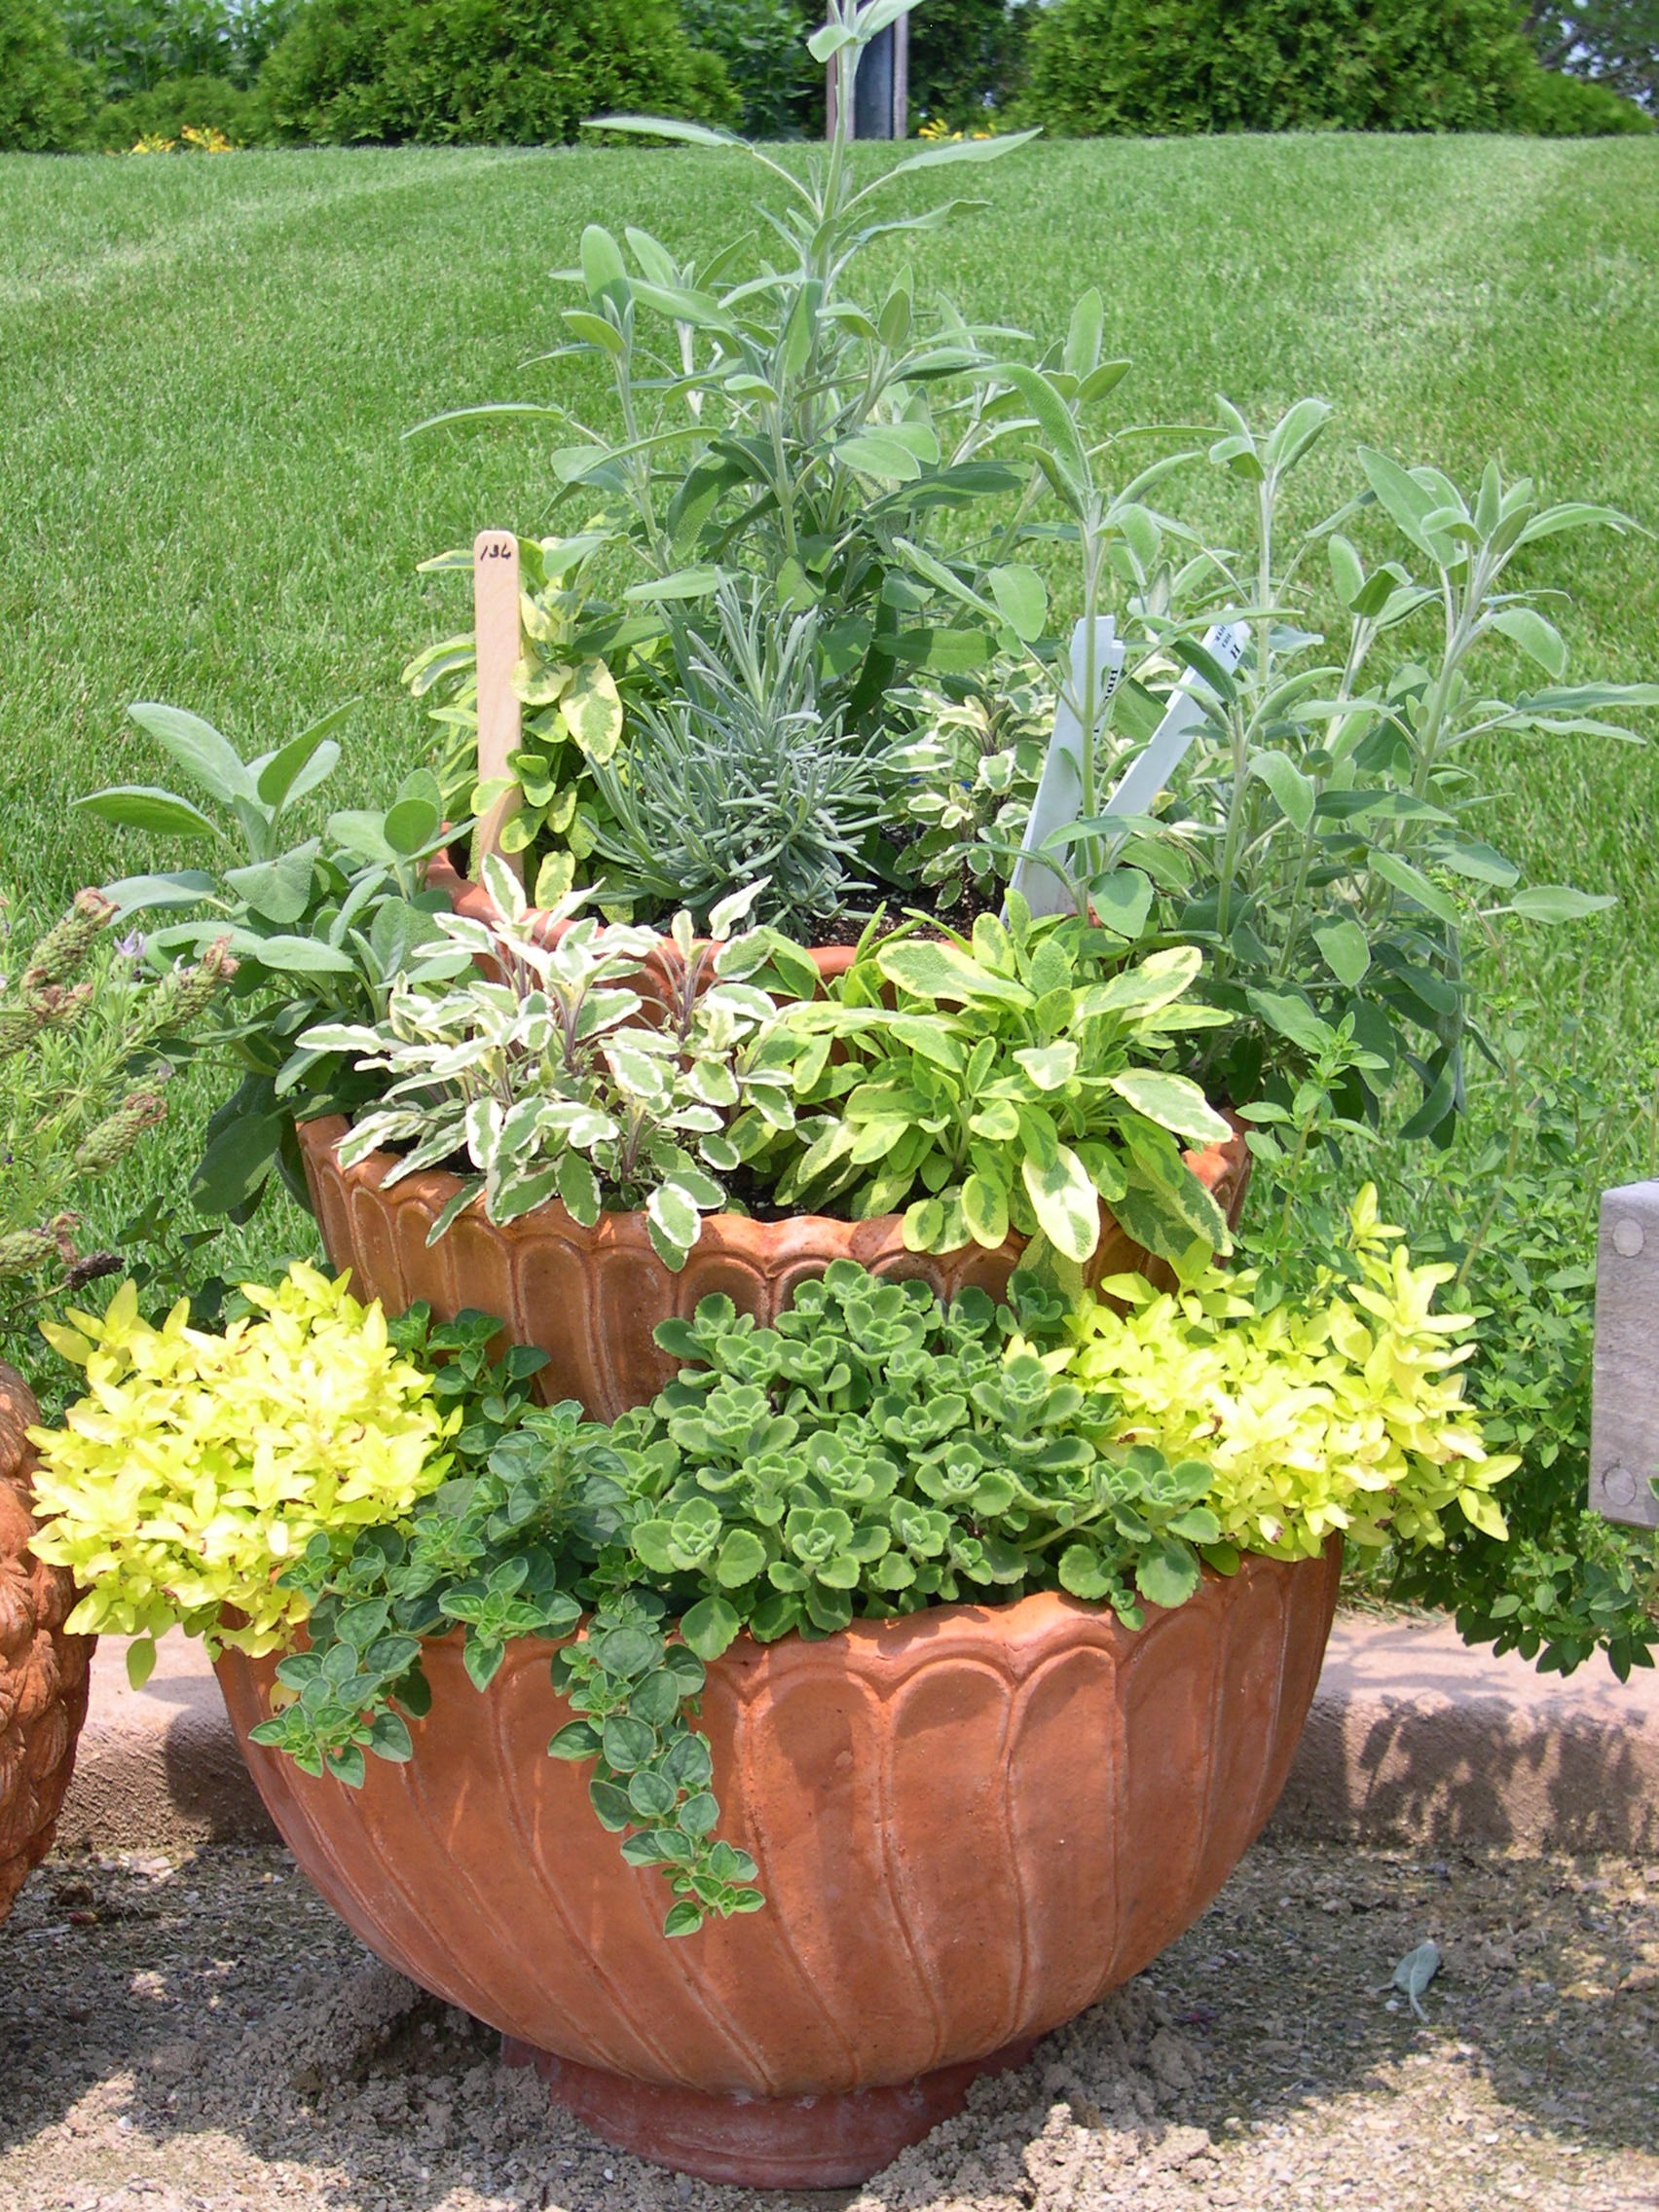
(239, 854, 1312, 2190)
(0, 1364, 93, 1925)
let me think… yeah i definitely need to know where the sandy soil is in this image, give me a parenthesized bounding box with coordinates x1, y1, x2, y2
(2, 1839, 1656, 2212)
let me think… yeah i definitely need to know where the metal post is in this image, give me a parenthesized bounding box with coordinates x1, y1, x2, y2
(828, 18, 909, 139)
(1590, 1179, 1659, 1528)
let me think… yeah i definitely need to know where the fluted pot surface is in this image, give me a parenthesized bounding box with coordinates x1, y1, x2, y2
(0, 1363, 93, 1923)
(216, 1543, 1339, 2107)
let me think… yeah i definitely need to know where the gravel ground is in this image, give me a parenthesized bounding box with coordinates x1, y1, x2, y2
(1, 1840, 1656, 2212)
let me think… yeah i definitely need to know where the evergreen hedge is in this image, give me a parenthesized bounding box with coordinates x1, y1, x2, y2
(1016, 0, 1645, 135)
(257, 0, 735, 147)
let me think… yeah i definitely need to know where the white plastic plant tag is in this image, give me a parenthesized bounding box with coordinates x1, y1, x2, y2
(472, 528, 523, 880)
(1101, 619, 1249, 829)
(1010, 616, 1123, 919)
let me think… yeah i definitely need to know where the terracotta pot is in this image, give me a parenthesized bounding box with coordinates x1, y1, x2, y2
(297, 1114, 1252, 1422)
(426, 849, 858, 1014)
(216, 1540, 1340, 2187)
(0, 1363, 94, 1926)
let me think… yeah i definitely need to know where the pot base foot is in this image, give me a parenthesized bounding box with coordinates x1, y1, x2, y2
(501, 2035, 1041, 2189)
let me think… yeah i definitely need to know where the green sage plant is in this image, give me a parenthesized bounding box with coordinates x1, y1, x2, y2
(747, 893, 1235, 1266)
(408, 0, 1039, 908)
(905, 382, 1658, 1140)
(302, 860, 808, 1267)
(77, 701, 468, 1215)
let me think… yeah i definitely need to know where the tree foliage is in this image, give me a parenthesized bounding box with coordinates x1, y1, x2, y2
(0, 0, 96, 149)
(1526, 2, 1659, 105)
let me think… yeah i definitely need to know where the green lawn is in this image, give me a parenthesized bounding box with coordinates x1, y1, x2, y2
(2, 132, 1658, 1263)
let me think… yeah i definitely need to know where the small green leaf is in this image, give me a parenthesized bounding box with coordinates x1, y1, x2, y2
(1312, 918, 1371, 987)
(679, 1595, 741, 1661)
(1244, 987, 1331, 1055)
(1020, 1144, 1100, 1264)
(128, 701, 256, 806)
(548, 1720, 603, 1760)
(1488, 607, 1567, 680)
(75, 787, 222, 843)
(1087, 868, 1154, 940)
(715, 1529, 767, 1588)
(987, 565, 1048, 641)
(1135, 1536, 1201, 1612)
(558, 659, 625, 765)
(1249, 752, 1315, 833)
(960, 1170, 1010, 1248)
(1108, 1071, 1231, 1146)
(1508, 884, 1617, 924)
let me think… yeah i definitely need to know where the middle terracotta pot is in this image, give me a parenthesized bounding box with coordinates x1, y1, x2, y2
(297, 1115, 1251, 1421)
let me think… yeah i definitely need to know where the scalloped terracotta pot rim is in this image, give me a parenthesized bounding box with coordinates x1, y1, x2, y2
(295, 1113, 1252, 1422)
(215, 1541, 1341, 2187)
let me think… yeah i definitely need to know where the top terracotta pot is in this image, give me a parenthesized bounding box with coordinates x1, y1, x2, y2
(425, 850, 857, 1015)
(296, 1115, 1251, 1424)
(0, 1363, 94, 1924)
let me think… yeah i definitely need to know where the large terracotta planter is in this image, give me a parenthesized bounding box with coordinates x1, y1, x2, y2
(0, 1363, 93, 1925)
(297, 1114, 1251, 1422)
(216, 1540, 1340, 2186)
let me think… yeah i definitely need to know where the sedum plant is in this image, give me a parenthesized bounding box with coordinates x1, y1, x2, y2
(749, 893, 1235, 1267)
(303, 860, 807, 1267)
(26, 1265, 459, 1678)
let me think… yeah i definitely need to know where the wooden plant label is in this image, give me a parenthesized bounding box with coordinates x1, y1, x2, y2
(1591, 1179, 1659, 1529)
(472, 529, 523, 879)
